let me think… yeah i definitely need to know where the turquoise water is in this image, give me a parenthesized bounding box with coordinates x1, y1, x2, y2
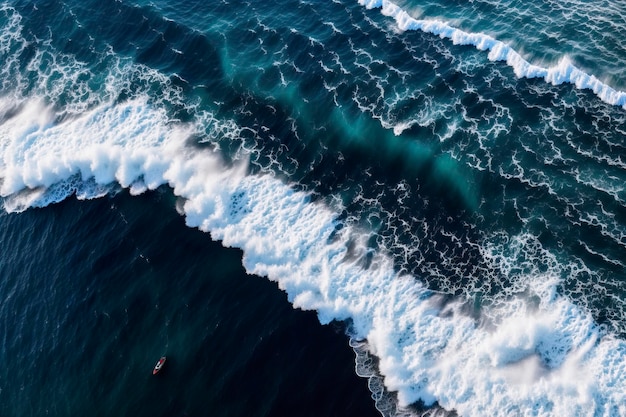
(2, 0, 626, 416)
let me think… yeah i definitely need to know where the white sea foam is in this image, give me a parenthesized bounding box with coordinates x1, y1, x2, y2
(357, 0, 626, 109)
(1, 94, 626, 417)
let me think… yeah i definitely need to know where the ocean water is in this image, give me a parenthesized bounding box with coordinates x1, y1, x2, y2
(1, 0, 626, 416)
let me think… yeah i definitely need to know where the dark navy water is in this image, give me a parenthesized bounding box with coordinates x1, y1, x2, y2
(0, 190, 378, 417)
(2, 0, 626, 416)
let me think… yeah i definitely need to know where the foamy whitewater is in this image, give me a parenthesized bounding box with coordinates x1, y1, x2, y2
(2, 1, 626, 416)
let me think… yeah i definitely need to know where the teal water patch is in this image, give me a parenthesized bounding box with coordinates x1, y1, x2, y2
(211, 5, 480, 211)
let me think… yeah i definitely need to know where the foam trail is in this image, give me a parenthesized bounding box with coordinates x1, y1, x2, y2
(357, 0, 626, 109)
(2, 97, 626, 416)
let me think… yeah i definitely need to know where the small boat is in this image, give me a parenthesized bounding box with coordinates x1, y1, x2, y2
(153, 356, 166, 375)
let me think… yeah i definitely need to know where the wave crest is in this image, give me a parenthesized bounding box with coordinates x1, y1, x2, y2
(358, 0, 626, 109)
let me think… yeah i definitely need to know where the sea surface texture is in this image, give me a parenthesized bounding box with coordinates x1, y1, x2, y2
(1, 0, 626, 416)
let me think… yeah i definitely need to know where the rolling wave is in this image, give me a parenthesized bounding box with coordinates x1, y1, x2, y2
(357, 0, 626, 109)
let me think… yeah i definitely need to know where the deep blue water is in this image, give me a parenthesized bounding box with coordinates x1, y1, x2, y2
(0, 190, 379, 417)
(2, 0, 626, 416)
